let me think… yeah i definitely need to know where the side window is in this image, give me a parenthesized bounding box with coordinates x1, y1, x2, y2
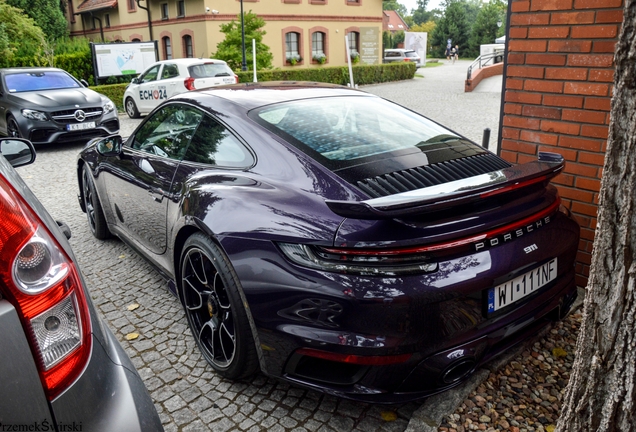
(161, 63, 179, 79)
(184, 116, 253, 168)
(131, 104, 203, 160)
(140, 65, 160, 83)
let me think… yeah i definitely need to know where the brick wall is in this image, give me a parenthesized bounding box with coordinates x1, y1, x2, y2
(500, 0, 623, 287)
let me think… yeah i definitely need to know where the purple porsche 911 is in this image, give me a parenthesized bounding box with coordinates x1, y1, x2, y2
(77, 82, 579, 402)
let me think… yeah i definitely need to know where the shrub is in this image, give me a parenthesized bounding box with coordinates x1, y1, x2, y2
(286, 54, 302, 65)
(54, 52, 94, 84)
(312, 53, 327, 64)
(90, 83, 129, 110)
(236, 62, 416, 86)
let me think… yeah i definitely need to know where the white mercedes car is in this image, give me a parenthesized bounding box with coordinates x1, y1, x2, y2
(123, 58, 237, 118)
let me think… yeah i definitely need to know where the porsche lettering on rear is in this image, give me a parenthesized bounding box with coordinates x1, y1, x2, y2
(474, 216, 552, 252)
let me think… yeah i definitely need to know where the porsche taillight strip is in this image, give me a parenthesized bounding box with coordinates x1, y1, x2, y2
(320, 197, 561, 257)
(325, 152, 565, 219)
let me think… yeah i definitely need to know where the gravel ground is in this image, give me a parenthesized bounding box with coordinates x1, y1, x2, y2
(438, 309, 583, 432)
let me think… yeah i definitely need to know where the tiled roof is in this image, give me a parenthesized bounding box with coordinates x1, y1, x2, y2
(383, 10, 409, 32)
(76, 0, 118, 13)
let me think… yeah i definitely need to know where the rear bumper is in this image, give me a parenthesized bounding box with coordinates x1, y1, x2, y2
(279, 270, 577, 403)
(223, 210, 580, 403)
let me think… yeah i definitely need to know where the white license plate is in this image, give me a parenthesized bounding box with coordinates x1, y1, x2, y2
(487, 258, 558, 313)
(67, 122, 95, 131)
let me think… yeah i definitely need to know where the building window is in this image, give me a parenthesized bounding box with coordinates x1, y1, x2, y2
(183, 35, 193, 58)
(347, 31, 359, 52)
(132, 38, 141, 42)
(161, 3, 169, 20)
(177, 0, 185, 17)
(104, 14, 110, 28)
(312, 32, 325, 56)
(163, 36, 172, 59)
(128, 0, 136, 11)
(285, 32, 300, 59)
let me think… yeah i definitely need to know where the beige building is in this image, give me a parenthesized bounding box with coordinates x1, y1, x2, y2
(69, 0, 384, 69)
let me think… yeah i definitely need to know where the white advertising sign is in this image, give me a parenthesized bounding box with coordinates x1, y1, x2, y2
(405, 32, 427, 66)
(92, 42, 158, 78)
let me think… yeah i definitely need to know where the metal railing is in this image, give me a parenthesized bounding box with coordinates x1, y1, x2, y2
(467, 51, 505, 80)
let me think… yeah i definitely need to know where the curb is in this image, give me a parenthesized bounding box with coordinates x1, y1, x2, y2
(405, 287, 585, 432)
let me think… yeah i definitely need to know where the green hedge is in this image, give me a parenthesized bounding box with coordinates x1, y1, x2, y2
(54, 52, 94, 85)
(91, 83, 129, 109)
(236, 62, 416, 86)
(90, 62, 417, 111)
(12, 51, 95, 84)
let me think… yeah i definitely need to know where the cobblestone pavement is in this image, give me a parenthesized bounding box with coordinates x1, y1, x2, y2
(15, 65, 501, 432)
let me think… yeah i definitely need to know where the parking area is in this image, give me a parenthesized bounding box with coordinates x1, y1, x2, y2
(15, 61, 502, 432)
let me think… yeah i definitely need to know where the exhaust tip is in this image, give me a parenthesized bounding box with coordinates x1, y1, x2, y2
(441, 359, 476, 384)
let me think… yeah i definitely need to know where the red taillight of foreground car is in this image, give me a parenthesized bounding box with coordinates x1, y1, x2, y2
(0, 173, 91, 400)
(235, 74, 240, 84)
(184, 76, 196, 91)
(296, 347, 412, 365)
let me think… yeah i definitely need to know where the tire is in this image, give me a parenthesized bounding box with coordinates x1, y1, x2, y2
(7, 116, 21, 138)
(180, 233, 259, 380)
(82, 165, 111, 239)
(125, 97, 140, 119)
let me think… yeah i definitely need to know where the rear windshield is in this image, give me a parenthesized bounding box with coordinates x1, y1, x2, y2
(188, 63, 233, 79)
(252, 96, 459, 164)
(405, 51, 419, 58)
(4, 71, 80, 93)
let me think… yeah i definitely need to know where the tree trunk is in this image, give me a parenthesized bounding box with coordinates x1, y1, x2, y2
(556, 1, 636, 431)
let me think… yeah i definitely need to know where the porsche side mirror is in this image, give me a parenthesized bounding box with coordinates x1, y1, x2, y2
(0, 138, 36, 167)
(94, 135, 123, 157)
(80, 79, 90, 88)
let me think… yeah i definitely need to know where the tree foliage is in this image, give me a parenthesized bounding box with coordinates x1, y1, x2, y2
(6, 0, 67, 41)
(0, 2, 47, 66)
(211, 11, 273, 71)
(467, 1, 506, 57)
(382, 0, 408, 17)
(429, 0, 470, 57)
(412, 0, 435, 25)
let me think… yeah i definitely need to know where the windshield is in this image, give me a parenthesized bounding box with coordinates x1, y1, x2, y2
(188, 63, 233, 78)
(253, 96, 459, 162)
(4, 71, 81, 93)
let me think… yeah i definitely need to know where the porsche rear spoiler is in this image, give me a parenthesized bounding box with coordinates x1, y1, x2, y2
(325, 152, 565, 220)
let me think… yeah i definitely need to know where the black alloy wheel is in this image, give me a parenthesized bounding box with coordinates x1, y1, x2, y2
(82, 165, 110, 239)
(180, 233, 258, 379)
(7, 116, 21, 138)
